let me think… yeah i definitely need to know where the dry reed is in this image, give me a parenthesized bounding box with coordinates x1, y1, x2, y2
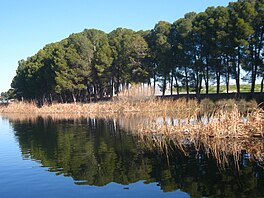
(136, 105, 264, 138)
(0, 98, 199, 117)
(116, 84, 155, 102)
(133, 105, 264, 169)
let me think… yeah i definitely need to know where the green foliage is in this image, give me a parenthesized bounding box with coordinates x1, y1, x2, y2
(11, 0, 264, 102)
(0, 89, 15, 102)
(108, 28, 149, 94)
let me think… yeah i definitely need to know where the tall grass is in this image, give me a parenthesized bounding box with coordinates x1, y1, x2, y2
(136, 105, 263, 138)
(0, 98, 200, 117)
(133, 105, 264, 169)
(116, 84, 155, 102)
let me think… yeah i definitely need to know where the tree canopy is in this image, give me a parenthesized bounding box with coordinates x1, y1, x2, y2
(10, 0, 264, 103)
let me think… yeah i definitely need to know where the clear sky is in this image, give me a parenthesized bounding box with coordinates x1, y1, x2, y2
(0, 0, 232, 93)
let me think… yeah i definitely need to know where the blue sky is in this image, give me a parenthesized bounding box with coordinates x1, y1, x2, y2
(0, 0, 232, 93)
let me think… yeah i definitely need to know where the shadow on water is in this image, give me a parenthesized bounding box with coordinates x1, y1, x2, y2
(4, 115, 264, 197)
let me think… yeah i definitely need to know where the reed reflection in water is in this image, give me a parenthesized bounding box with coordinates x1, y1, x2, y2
(3, 114, 264, 197)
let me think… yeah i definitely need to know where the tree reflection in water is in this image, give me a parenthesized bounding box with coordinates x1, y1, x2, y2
(6, 115, 264, 197)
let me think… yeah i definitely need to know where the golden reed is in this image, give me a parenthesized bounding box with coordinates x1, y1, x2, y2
(0, 98, 199, 115)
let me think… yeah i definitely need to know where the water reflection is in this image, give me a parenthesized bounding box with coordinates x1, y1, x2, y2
(5, 116, 264, 197)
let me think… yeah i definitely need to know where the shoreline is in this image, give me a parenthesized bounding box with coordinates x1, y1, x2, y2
(1, 98, 263, 167)
(0, 97, 260, 114)
(0, 98, 263, 139)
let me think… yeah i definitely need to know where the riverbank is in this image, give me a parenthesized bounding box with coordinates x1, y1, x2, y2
(0, 98, 199, 115)
(0, 97, 259, 114)
(1, 98, 263, 137)
(1, 98, 263, 169)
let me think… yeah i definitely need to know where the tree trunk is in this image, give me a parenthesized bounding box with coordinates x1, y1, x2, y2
(203, 57, 210, 95)
(173, 74, 179, 95)
(72, 92, 76, 104)
(216, 73, 220, 95)
(49, 93, 53, 104)
(250, 44, 257, 94)
(206, 62, 209, 95)
(99, 85, 104, 100)
(116, 65, 120, 96)
(225, 55, 230, 94)
(199, 75, 202, 95)
(195, 69, 199, 95)
(261, 77, 264, 94)
(251, 64, 257, 94)
(226, 78, 229, 93)
(236, 48, 241, 94)
(184, 66, 189, 95)
(59, 94, 63, 103)
(162, 76, 167, 96)
(94, 84, 97, 102)
(110, 79, 114, 99)
(62, 93, 67, 103)
(42, 93, 45, 106)
(170, 71, 173, 96)
(153, 71, 156, 95)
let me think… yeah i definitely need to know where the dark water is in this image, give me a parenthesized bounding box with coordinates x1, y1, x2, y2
(0, 116, 264, 198)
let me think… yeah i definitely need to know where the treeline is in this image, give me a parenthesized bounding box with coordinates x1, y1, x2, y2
(11, 0, 263, 103)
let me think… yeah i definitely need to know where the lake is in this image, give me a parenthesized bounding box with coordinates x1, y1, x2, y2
(0, 115, 264, 198)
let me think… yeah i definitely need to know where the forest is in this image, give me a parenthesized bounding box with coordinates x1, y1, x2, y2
(9, 0, 264, 103)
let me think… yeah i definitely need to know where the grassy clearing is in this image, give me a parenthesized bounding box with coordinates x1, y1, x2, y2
(172, 84, 262, 94)
(200, 84, 262, 93)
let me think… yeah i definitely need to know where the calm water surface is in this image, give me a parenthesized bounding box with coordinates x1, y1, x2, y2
(0, 116, 263, 198)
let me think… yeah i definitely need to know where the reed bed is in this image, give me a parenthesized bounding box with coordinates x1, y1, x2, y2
(116, 84, 155, 102)
(133, 106, 264, 169)
(136, 105, 264, 138)
(0, 98, 200, 116)
(200, 98, 258, 114)
(0, 98, 262, 139)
